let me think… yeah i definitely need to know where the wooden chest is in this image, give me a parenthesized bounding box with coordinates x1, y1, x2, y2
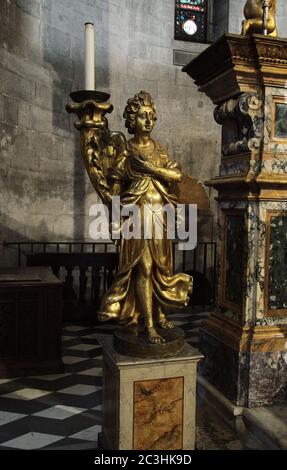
(0, 267, 64, 377)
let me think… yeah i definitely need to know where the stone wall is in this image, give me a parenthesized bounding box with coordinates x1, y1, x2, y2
(1, 0, 287, 266)
(0, 0, 220, 266)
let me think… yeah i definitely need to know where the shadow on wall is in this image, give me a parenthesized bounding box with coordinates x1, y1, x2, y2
(0, 215, 53, 267)
(41, 1, 111, 243)
(0, 1, 114, 265)
(0, 216, 94, 268)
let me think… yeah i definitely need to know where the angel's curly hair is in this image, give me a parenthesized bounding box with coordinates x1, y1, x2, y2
(123, 91, 157, 134)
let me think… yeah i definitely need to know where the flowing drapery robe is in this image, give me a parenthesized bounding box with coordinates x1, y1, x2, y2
(98, 140, 193, 323)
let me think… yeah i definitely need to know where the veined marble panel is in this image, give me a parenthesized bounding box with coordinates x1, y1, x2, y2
(274, 103, 287, 139)
(257, 202, 287, 319)
(219, 160, 251, 177)
(224, 214, 245, 307)
(133, 377, 183, 450)
(263, 87, 287, 174)
(246, 201, 264, 323)
(248, 351, 287, 407)
(256, 316, 287, 326)
(246, 202, 287, 322)
(218, 200, 287, 324)
(218, 201, 248, 324)
(268, 214, 287, 312)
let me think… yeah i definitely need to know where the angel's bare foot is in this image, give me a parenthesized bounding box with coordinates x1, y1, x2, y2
(147, 327, 166, 344)
(158, 317, 175, 329)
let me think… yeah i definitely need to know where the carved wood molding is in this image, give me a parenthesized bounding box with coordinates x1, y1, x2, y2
(183, 34, 287, 104)
(203, 313, 287, 353)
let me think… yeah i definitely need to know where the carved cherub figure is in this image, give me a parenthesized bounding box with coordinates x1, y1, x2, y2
(242, 0, 277, 36)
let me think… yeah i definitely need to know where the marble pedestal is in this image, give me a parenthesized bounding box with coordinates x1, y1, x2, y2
(97, 335, 202, 450)
(184, 33, 287, 408)
(199, 316, 287, 407)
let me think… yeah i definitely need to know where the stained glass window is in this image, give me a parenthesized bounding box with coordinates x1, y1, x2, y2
(175, 0, 208, 43)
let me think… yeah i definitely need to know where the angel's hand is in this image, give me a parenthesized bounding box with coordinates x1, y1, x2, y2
(139, 157, 155, 173)
(131, 154, 153, 173)
(167, 160, 181, 170)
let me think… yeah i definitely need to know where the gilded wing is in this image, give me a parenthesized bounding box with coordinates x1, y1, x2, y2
(85, 126, 127, 205)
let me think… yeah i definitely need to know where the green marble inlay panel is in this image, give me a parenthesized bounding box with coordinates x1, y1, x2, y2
(225, 215, 245, 307)
(269, 215, 287, 310)
(275, 103, 287, 139)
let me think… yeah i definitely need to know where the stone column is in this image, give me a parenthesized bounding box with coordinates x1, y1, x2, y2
(184, 34, 287, 407)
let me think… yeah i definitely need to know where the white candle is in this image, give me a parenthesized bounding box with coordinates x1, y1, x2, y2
(85, 22, 95, 90)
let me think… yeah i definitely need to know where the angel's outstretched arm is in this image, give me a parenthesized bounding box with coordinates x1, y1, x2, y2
(132, 156, 182, 183)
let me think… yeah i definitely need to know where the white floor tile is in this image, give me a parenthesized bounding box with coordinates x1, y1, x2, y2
(59, 384, 100, 396)
(63, 326, 87, 332)
(82, 334, 99, 339)
(92, 404, 102, 411)
(2, 388, 51, 401)
(62, 356, 87, 364)
(190, 319, 206, 325)
(30, 373, 71, 381)
(33, 405, 86, 420)
(70, 424, 102, 441)
(77, 367, 103, 377)
(0, 378, 18, 385)
(68, 344, 98, 352)
(0, 411, 27, 426)
(92, 352, 103, 358)
(2, 432, 64, 449)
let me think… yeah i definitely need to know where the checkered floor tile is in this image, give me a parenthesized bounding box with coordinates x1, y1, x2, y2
(0, 308, 206, 450)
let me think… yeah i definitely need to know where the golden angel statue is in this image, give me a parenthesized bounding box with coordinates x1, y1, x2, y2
(67, 90, 207, 355)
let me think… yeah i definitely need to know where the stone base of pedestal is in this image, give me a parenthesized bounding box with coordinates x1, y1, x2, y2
(243, 405, 287, 450)
(197, 374, 287, 449)
(199, 314, 287, 407)
(96, 334, 202, 450)
(197, 374, 245, 432)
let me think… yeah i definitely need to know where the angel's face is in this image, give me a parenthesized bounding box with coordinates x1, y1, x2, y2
(134, 105, 156, 135)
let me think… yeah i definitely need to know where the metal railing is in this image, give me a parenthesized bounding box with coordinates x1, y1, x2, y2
(3, 241, 119, 267)
(3, 240, 216, 318)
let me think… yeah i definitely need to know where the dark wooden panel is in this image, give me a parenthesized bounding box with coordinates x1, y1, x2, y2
(0, 268, 63, 377)
(0, 300, 17, 357)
